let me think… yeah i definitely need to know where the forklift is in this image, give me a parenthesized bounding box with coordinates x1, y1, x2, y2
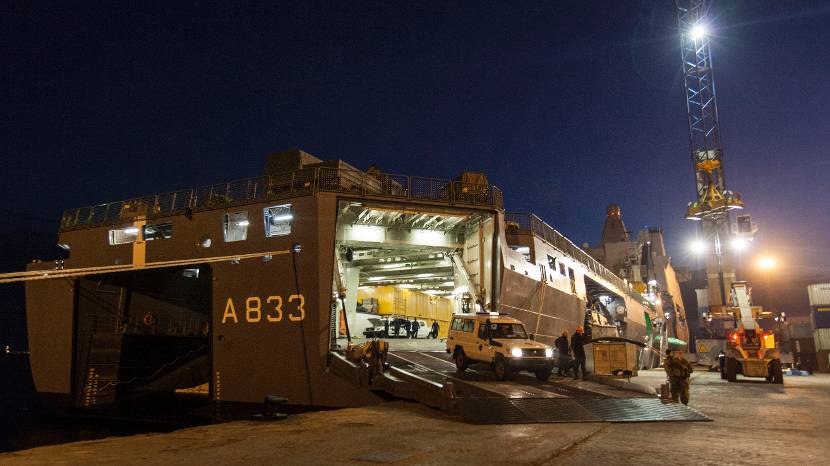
(721, 282, 783, 383)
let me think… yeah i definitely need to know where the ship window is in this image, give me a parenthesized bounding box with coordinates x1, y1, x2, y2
(224, 211, 249, 242)
(547, 255, 556, 270)
(264, 204, 293, 237)
(559, 262, 566, 275)
(143, 223, 173, 241)
(109, 226, 139, 245)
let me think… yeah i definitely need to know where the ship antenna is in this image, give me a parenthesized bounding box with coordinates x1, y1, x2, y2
(291, 243, 314, 405)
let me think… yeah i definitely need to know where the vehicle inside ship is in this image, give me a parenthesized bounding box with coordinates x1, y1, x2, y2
(332, 201, 495, 349)
(583, 275, 625, 339)
(74, 265, 212, 408)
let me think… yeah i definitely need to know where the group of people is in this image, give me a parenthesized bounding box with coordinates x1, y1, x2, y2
(553, 326, 588, 380)
(664, 348, 693, 404)
(386, 318, 440, 339)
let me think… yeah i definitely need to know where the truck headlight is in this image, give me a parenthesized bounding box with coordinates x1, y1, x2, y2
(510, 347, 523, 358)
(545, 348, 553, 358)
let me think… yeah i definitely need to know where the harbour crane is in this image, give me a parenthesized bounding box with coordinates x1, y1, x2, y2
(675, 1, 780, 382)
(676, 0, 744, 309)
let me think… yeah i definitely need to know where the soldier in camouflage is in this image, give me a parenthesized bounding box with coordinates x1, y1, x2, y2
(664, 349, 693, 405)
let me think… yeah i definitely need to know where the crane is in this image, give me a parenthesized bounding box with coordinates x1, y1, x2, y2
(675, 0, 745, 309)
(675, 1, 780, 383)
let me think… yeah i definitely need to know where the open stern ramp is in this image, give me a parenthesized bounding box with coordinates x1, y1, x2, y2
(330, 348, 710, 424)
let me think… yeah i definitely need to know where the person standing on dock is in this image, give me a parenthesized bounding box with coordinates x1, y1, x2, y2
(571, 327, 587, 380)
(555, 331, 570, 376)
(664, 349, 691, 405)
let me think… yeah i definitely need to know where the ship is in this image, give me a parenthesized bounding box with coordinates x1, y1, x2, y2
(23, 149, 665, 417)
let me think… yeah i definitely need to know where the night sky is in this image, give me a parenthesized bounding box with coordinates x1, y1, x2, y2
(2, 1, 829, 341)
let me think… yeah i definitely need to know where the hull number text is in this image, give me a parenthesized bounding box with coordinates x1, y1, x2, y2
(221, 294, 306, 323)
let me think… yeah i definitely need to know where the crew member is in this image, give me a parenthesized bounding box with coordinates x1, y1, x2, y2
(571, 327, 587, 379)
(411, 319, 420, 339)
(393, 318, 401, 338)
(555, 331, 570, 376)
(677, 349, 693, 405)
(664, 349, 691, 404)
(431, 320, 440, 339)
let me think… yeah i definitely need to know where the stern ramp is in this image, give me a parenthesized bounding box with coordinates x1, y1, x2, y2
(329, 348, 709, 424)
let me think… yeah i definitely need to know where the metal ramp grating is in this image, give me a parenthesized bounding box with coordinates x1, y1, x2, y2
(577, 398, 711, 422)
(459, 397, 711, 424)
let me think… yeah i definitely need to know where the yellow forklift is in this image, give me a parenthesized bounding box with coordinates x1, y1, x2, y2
(720, 282, 783, 383)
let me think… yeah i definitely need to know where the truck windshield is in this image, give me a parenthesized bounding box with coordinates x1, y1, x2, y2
(487, 323, 528, 339)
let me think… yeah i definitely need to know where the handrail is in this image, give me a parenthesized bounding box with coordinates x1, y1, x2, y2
(60, 167, 505, 231)
(505, 212, 648, 305)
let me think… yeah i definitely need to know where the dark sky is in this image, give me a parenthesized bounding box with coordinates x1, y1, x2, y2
(3, 1, 829, 314)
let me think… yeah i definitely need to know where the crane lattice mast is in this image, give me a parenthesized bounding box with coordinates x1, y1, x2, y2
(676, 0, 745, 307)
(676, 0, 743, 221)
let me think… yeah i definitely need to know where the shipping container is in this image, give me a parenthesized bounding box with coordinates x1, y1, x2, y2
(811, 305, 830, 329)
(814, 328, 830, 351)
(789, 322, 814, 339)
(817, 350, 830, 373)
(808, 283, 830, 306)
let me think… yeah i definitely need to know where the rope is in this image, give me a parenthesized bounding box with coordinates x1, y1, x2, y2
(291, 245, 314, 405)
(0, 250, 291, 283)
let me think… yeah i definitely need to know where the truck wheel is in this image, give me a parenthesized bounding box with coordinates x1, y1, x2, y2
(726, 357, 737, 382)
(771, 359, 783, 384)
(493, 355, 512, 381)
(535, 367, 552, 381)
(454, 348, 469, 372)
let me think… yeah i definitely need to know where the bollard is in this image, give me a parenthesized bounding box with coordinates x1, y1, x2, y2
(251, 394, 289, 421)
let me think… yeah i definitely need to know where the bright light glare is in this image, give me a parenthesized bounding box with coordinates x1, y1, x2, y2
(123, 227, 139, 234)
(758, 257, 777, 270)
(690, 240, 706, 255)
(731, 237, 749, 252)
(511, 347, 523, 358)
(690, 24, 707, 41)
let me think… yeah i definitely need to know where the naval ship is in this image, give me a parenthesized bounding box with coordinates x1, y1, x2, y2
(23, 150, 664, 417)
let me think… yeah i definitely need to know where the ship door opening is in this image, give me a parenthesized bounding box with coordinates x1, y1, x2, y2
(73, 265, 212, 409)
(332, 201, 495, 350)
(583, 276, 625, 340)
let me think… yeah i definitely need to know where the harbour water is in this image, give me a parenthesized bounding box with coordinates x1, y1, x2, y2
(0, 353, 206, 453)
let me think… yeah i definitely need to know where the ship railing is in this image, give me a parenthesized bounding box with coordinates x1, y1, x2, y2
(61, 167, 504, 231)
(505, 212, 646, 304)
